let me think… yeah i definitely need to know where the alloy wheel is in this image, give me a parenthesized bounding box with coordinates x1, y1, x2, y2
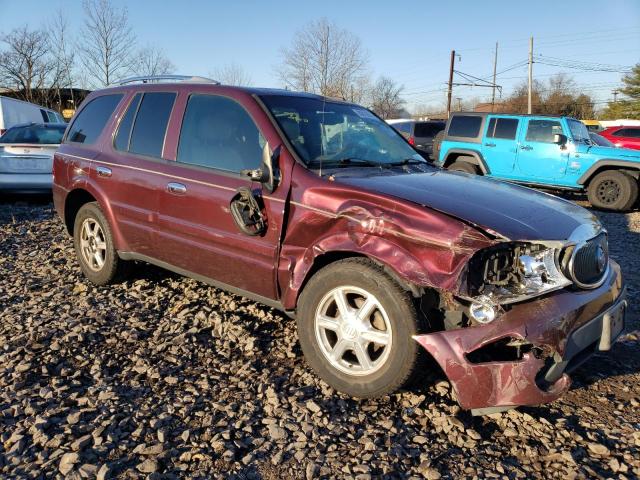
(314, 286, 392, 376)
(79, 218, 107, 272)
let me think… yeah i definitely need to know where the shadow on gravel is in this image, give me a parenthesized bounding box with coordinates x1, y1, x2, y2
(0, 193, 53, 225)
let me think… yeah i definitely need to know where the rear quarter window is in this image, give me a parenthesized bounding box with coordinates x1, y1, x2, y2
(447, 115, 483, 138)
(66, 94, 123, 145)
(414, 122, 445, 137)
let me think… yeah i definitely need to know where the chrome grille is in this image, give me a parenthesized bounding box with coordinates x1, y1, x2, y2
(569, 232, 609, 288)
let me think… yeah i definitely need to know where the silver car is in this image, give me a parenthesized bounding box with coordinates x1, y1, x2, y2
(0, 122, 66, 193)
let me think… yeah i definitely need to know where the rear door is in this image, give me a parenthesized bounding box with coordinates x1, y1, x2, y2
(413, 122, 445, 158)
(94, 91, 177, 256)
(155, 91, 289, 300)
(481, 116, 520, 176)
(516, 118, 569, 181)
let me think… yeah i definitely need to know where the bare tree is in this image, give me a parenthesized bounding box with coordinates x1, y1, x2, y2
(278, 18, 369, 99)
(0, 25, 54, 104)
(370, 76, 405, 119)
(212, 62, 252, 86)
(79, 0, 135, 87)
(131, 46, 175, 77)
(48, 10, 76, 110)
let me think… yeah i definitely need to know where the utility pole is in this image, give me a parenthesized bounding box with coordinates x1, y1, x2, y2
(491, 42, 498, 112)
(447, 50, 455, 118)
(528, 36, 533, 114)
(612, 90, 619, 103)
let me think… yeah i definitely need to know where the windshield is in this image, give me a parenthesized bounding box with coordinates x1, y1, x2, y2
(567, 119, 591, 144)
(260, 95, 424, 168)
(0, 124, 66, 144)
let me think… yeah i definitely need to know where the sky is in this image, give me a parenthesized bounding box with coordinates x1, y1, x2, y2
(1, 0, 639, 112)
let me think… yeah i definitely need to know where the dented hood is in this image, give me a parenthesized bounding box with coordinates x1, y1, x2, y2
(337, 170, 598, 241)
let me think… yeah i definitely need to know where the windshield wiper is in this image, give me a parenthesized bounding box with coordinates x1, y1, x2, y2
(387, 158, 428, 166)
(311, 157, 387, 168)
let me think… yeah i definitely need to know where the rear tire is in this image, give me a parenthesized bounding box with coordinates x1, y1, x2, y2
(73, 202, 125, 285)
(296, 258, 424, 398)
(587, 170, 638, 211)
(448, 159, 479, 175)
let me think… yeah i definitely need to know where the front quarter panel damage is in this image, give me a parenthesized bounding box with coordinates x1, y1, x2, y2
(278, 170, 494, 309)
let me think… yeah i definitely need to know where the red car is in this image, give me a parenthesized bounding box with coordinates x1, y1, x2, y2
(600, 126, 640, 150)
(52, 76, 626, 414)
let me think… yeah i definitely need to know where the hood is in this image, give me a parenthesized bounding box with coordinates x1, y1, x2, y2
(582, 144, 640, 160)
(337, 170, 599, 241)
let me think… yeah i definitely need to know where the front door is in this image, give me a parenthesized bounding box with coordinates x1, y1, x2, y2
(155, 92, 288, 300)
(481, 116, 520, 177)
(516, 118, 569, 181)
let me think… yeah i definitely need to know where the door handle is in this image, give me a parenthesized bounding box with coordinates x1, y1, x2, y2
(520, 145, 533, 151)
(96, 166, 112, 177)
(167, 182, 187, 195)
(484, 142, 496, 147)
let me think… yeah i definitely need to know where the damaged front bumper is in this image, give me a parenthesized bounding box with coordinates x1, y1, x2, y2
(414, 260, 626, 414)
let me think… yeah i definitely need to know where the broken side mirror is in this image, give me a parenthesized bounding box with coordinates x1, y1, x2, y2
(241, 142, 280, 193)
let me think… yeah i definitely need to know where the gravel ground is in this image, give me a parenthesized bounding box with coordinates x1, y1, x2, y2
(1, 195, 639, 479)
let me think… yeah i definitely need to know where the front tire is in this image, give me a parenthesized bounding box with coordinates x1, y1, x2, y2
(587, 170, 638, 211)
(297, 259, 424, 398)
(73, 202, 125, 285)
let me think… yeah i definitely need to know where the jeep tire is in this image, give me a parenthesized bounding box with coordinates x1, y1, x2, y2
(296, 258, 424, 398)
(587, 170, 638, 211)
(73, 202, 126, 285)
(448, 159, 479, 175)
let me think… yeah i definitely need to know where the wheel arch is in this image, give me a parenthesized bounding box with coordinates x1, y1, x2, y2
(578, 160, 640, 185)
(442, 149, 490, 174)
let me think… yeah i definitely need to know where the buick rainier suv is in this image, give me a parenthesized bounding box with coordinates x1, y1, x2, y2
(53, 76, 626, 414)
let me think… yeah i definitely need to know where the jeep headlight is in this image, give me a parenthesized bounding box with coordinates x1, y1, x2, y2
(466, 242, 572, 310)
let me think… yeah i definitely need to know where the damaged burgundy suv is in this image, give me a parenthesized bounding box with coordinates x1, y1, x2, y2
(53, 75, 626, 414)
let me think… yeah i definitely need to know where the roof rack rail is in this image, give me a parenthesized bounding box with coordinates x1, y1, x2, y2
(113, 75, 220, 86)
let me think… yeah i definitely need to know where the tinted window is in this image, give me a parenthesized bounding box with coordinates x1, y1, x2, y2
(177, 94, 265, 172)
(487, 118, 519, 140)
(589, 133, 614, 147)
(525, 120, 562, 143)
(448, 115, 482, 138)
(114, 93, 142, 151)
(0, 124, 66, 144)
(392, 122, 412, 134)
(66, 94, 123, 144)
(40, 109, 49, 122)
(129, 92, 176, 158)
(614, 128, 640, 138)
(414, 122, 445, 138)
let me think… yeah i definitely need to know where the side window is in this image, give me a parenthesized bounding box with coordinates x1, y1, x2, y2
(66, 94, 123, 144)
(629, 129, 640, 138)
(612, 129, 626, 137)
(414, 123, 443, 137)
(129, 92, 176, 158)
(489, 118, 519, 140)
(525, 120, 562, 143)
(177, 94, 264, 173)
(448, 115, 482, 138)
(40, 109, 49, 122)
(114, 93, 142, 151)
(393, 122, 412, 134)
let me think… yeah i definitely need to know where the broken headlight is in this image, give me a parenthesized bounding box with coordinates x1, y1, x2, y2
(467, 242, 572, 307)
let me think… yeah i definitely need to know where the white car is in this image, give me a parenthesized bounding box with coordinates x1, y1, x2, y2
(0, 96, 65, 135)
(0, 122, 67, 193)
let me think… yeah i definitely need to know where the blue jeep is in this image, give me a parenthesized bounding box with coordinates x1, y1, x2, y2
(435, 112, 640, 211)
